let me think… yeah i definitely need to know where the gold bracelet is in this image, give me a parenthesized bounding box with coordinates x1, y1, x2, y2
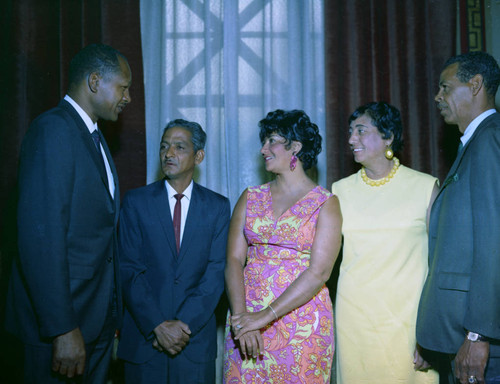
(268, 304, 278, 320)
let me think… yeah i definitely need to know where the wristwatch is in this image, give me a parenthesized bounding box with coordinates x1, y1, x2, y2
(467, 331, 488, 342)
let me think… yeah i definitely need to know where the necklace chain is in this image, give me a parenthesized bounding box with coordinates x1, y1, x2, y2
(361, 157, 400, 187)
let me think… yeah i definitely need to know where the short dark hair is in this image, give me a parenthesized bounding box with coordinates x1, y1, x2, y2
(258, 109, 322, 170)
(349, 102, 404, 153)
(163, 119, 207, 152)
(444, 51, 500, 97)
(68, 44, 127, 87)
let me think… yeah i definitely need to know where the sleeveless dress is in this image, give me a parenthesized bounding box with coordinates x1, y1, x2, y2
(331, 165, 439, 384)
(223, 183, 335, 384)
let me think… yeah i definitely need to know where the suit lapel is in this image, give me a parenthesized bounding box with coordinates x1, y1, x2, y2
(429, 147, 466, 242)
(438, 145, 466, 193)
(178, 183, 203, 262)
(59, 100, 113, 201)
(435, 117, 490, 200)
(99, 131, 120, 211)
(429, 140, 467, 260)
(152, 180, 178, 258)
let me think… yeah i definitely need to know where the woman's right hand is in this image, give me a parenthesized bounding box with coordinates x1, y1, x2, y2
(236, 329, 265, 359)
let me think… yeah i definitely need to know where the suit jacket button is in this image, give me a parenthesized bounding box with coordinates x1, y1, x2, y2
(107, 257, 113, 263)
(174, 279, 179, 285)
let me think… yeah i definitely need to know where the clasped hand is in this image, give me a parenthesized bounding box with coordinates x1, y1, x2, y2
(153, 320, 191, 355)
(230, 310, 272, 359)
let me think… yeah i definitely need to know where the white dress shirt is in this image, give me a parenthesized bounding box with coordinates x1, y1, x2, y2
(165, 180, 193, 245)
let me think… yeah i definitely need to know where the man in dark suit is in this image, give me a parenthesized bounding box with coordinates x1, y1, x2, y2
(5, 44, 131, 383)
(117, 119, 230, 383)
(417, 51, 500, 384)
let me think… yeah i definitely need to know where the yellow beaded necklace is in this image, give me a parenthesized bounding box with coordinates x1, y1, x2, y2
(361, 157, 400, 187)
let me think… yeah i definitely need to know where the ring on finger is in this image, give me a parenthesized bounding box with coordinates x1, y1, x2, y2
(235, 324, 242, 330)
(468, 376, 478, 384)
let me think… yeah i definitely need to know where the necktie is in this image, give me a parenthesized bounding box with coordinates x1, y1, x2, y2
(91, 129, 102, 152)
(458, 141, 464, 153)
(173, 194, 184, 253)
(91, 129, 106, 170)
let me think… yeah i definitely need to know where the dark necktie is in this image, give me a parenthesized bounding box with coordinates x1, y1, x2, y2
(173, 194, 184, 253)
(91, 129, 102, 152)
(91, 129, 106, 170)
(458, 141, 464, 153)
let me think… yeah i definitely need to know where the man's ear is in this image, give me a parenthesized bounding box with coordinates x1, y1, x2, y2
(194, 149, 205, 165)
(469, 74, 484, 96)
(88, 72, 100, 93)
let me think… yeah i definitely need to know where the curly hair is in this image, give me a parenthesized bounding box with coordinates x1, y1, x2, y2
(444, 51, 500, 97)
(348, 102, 404, 153)
(258, 109, 322, 170)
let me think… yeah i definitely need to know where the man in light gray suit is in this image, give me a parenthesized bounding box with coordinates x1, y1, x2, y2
(417, 51, 500, 384)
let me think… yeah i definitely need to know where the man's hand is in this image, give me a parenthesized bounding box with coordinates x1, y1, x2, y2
(454, 338, 489, 384)
(153, 320, 191, 355)
(52, 327, 86, 378)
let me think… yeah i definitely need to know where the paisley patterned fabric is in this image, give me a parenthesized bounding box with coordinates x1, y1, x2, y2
(223, 183, 334, 384)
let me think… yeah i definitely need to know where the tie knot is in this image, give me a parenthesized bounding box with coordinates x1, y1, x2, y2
(174, 193, 184, 201)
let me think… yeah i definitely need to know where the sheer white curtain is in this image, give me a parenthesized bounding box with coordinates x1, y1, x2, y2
(140, 0, 325, 206)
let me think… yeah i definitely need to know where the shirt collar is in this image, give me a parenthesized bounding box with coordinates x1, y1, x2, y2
(461, 109, 496, 145)
(64, 95, 97, 134)
(165, 180, 193, 201)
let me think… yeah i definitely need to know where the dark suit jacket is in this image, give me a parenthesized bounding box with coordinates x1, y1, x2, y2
(417, 112, 500, 357)
(117, 180, 230, 364)
(5, 99, 121, 345)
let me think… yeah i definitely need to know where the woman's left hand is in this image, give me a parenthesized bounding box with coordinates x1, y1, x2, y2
(231, 309, 274, 340)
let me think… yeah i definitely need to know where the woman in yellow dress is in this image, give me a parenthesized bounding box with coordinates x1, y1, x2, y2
(331, 101, 440, 383)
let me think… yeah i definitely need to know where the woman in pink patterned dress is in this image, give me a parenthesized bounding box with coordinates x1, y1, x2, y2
(223, 109, 342, 383)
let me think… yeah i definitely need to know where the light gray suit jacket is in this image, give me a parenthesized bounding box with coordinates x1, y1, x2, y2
(417, 112, 500, 356)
